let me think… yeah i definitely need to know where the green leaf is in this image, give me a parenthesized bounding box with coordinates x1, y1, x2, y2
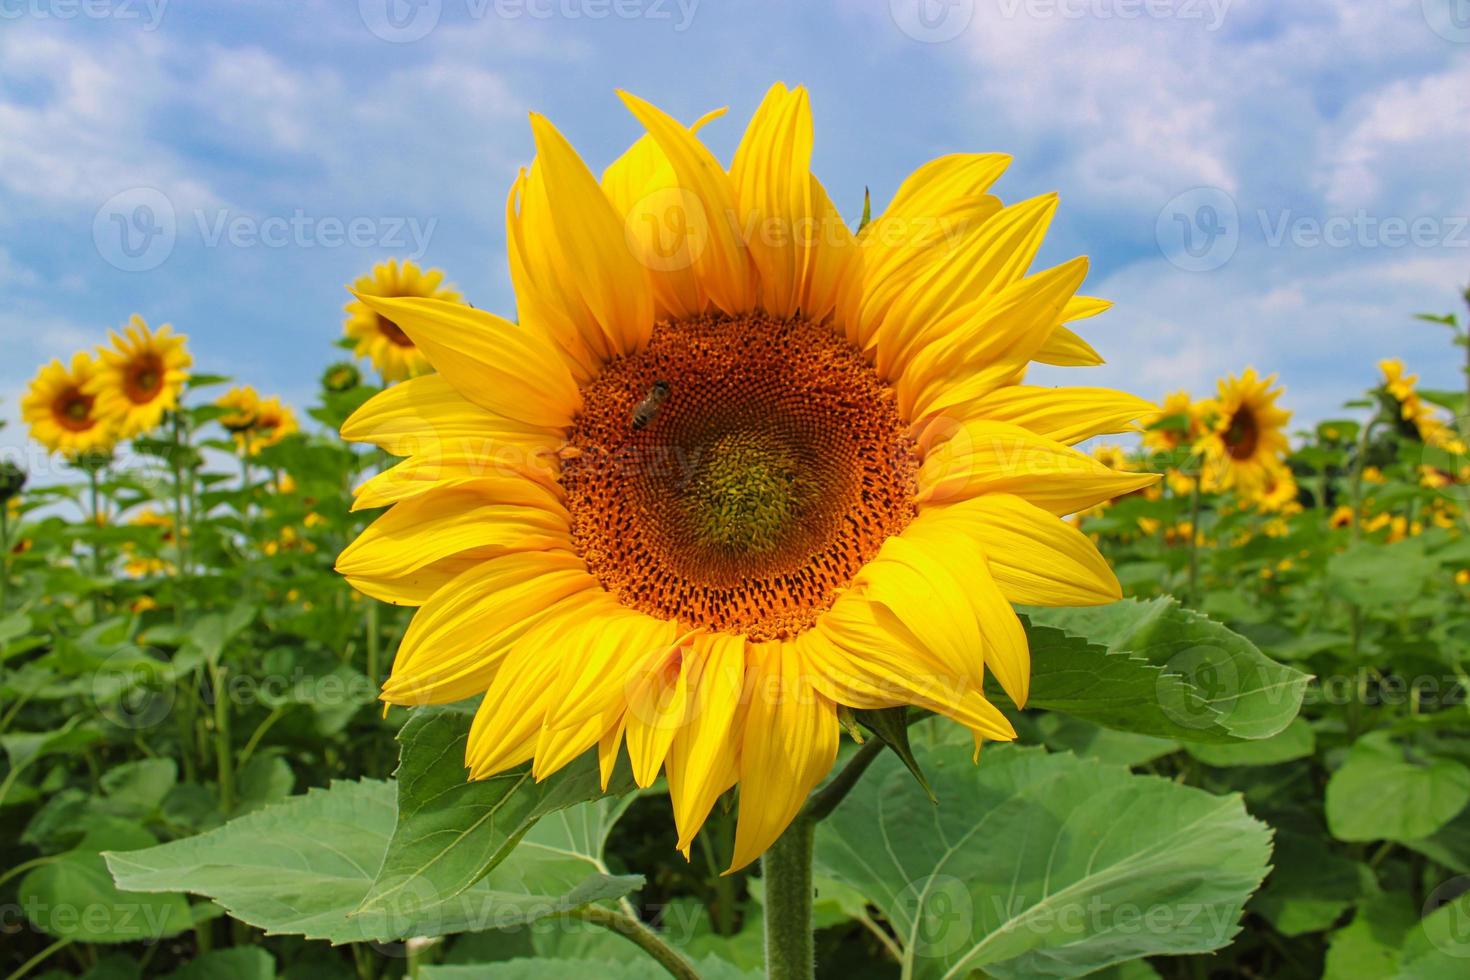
(100, 758, 178, 815)
(1251, 830, 1360, 936)
(21, 821, 193, 943)
(160, 948, 276, 980)
(1327, 541, 1436, 610)
(1399, 892, 1470, 976)
(1326, 732, 1470, 842)
(856, 706, 937, 803)
(1323, 892, 1418, 980)
(357, 704, 637, 919)
(815, 742, 1272, 979)
(1015, 598, 1309, 743)
(104, 778, 641, 944)
(1186, 716, 1315, 768)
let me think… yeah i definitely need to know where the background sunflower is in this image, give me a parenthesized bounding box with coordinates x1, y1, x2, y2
(88, 315, 191, 439)
(343, 259, 463, 382)
(21, 351, 116, 457)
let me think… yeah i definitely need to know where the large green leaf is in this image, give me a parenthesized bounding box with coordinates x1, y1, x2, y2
(104, 778, 641, 944)
(357, 704, 638, 919)
(1015, 598, 1309, 743)
(1326, 732, 1470, 843)
(815, 742, 1272, 979)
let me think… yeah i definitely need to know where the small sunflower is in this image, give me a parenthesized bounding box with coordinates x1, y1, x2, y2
(1201, 369, 1290, 496)
(215, 387, 298, 455)
(344, 260, 463, 382)
(122, 507, 175, 577)
(88, 315, 191, 439)
(1379, 358, 1462, 451)
(1253, 460, 1300, 514)
(22, 352, 117, 457)
(1143, 390, 1212, 453)
(336, 84, 1158, 871)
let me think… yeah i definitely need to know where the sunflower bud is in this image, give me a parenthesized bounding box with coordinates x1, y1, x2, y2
(0, 461, 26, 503)
(322, 361, 362, 393)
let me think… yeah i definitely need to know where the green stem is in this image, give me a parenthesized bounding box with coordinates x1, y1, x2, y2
(569, 905, 700, 980)
(0, 504, 9, 612)
(762, 817, 816, 980)
(1187, 471, 1202, 605)
(366, 600, 380, 688)
(804, 738, 885, 823)
(213, 665, 234, 813)
(87, 465, 104, 620)
(4, 937, 74, 980)
(170, 412, 191, 622)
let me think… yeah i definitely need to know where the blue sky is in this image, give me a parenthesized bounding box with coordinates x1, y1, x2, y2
(3, 0, 1469, 463)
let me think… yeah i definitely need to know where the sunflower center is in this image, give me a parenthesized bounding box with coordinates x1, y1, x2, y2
(54, 387, 96, 432)
(376, 315, 415, 347)
(1224, 408, 1260, 460)
(125, 355, 165, 403)
(561, 313, 918, 641)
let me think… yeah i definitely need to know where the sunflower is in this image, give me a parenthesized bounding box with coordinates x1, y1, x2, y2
(343, 259, 463, 382)
(122, 507, 175, 577)
(1201, 369, 1290, 496)
(22, 352, 117, 457)
(87, 315, 191, 439)
(215, 387, 298, 455)
(336, 84, 1157, 871)
(1379, 358, 1463, 452)
(1253, 460, 1301, 514)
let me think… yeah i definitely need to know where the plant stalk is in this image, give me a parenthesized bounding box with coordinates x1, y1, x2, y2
(569, 905, 699, 980)
(762, 816, 816, 980)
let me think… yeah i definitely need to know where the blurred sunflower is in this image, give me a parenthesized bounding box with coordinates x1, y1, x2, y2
(343, 259, 463, 382)
(122, 507, 175, 577)
(1379, 358, 1464, 453)
(215, 387, 298, 455)
(22, 352, 116, 457)
(1201, 369, 1290, 496)
(336, 84, 1157, 871)
(1142, 390, 1212, 453)
(1253, 460, 1301, 514)
(88, 315, 191, 439)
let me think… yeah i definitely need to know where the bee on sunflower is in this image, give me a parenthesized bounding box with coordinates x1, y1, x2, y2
(1200, 369, 1291, 498)
(87, 315, 191, 439)
(343, 259, 463, 383)
(335, 84, 1158, 871)
(22, 352, 118, 458)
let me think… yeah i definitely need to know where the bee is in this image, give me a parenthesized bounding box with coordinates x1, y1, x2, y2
(631, 380, 671, 431)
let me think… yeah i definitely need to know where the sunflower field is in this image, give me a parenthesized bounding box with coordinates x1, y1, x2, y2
(4, 85, 1470, 980)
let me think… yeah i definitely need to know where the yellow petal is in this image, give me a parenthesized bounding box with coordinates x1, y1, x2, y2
(914, 418, 1159, 515)
(381, 552, 595, 706)
(347, 294, 580, 430)
(728, 642, 837, 873)
(337, 488, 571, 585)
(949, 386, 1157, 446)
(352, 459, 563, 513)
(526, 113, 656, 357)
(618, 90, 754, 314)
(666, 634, 746, 849)
(341, 374, 563, 459)
(1034, 325, 1104, 367)
(624, 642, 692, 788)
(924, 495, 1121, 606)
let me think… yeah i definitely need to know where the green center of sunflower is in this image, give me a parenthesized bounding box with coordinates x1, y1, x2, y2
(561, 313, 918, 641)
(1225, 407, 1260, 460)
(377, 315, 415, 348)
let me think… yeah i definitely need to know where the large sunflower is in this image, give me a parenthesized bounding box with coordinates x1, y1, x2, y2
(336, 84, 1158, 871)
(344, 259, 463, 382)
(22, 352, 117, 457)
(87, 315, 191, 439)
(1201, 369, 1290, 496)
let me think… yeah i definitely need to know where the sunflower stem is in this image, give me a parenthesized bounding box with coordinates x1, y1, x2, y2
(86, 464, 105, 621)
(762, 815, 816, 980)
(568, 905, 699, 980)
(0, 504, 10, 613)
(170, 411, 192, 621)
(1186, 470, 1202, 605)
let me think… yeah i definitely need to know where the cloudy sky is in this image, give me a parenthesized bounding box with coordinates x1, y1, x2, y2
(3, 0, 1468, 459)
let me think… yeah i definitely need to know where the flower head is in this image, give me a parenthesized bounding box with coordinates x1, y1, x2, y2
(1201, 369, 1290, 496)
(215, 386, 298, 455)
(336, 84, 1157, 870)
(344, 259, 463, 382)
(22, 352, 117, 457)
(88, 316, 191, 439)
